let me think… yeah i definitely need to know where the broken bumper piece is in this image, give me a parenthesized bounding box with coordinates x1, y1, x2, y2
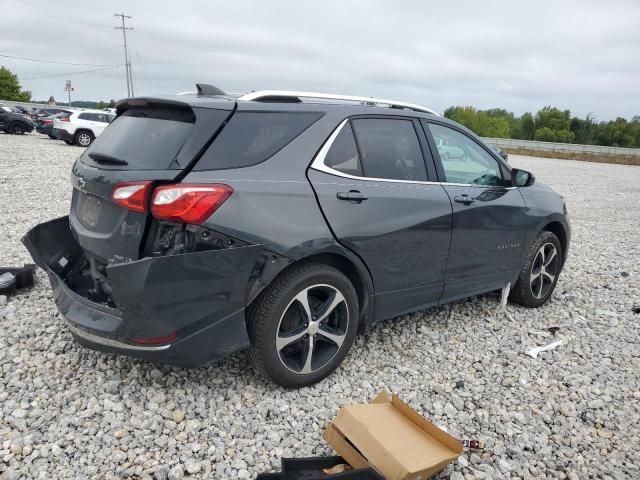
(22, 216, 262, 367)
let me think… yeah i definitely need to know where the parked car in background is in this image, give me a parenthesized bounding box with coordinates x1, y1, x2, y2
(36, 111, 73, 138)
(52, 110, 115, 146)
(24, 86, 570, 387)
(0, 106, 35, 134)
(435, 136, 465, 160)
(32, 107, 70, 120)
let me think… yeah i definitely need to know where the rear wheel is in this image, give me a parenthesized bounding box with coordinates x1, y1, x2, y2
(248, 263, 359, 388)
(9, 122, 26, 135)
(75, 130, 94, 147)
(510, 231, 563, 307)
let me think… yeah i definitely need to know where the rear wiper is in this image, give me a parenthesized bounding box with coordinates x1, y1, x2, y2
(88, 152, 128, 165)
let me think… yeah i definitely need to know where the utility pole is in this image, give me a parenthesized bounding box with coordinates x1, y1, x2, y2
(114, 13, 134, 97)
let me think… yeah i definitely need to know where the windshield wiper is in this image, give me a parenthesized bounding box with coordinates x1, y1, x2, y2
(88, 152, 128, 165)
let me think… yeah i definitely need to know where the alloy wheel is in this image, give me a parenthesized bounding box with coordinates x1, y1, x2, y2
(78, 132, 92, 147)
(530, 242, 559, 299)
(275, 284, 349, 374)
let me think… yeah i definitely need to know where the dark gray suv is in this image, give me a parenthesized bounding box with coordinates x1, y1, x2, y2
(24, 86, 570, 387)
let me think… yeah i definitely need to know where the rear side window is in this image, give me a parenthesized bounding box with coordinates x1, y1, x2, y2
(78, 113, 94, 121)
(194, 111, 322, 171)
(324, 123, 362, 176)
(351, 118, 427, 181)
(83, 108, 199, 170)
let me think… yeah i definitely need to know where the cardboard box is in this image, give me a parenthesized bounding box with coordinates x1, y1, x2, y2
(323, 390, 463, 480)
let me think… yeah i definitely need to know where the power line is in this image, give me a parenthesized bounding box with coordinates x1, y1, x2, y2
(22, 65, 122, 80)
(5, 0, 112, 29)
(128, 33, 152, 93)
(0, 53, 115, 67)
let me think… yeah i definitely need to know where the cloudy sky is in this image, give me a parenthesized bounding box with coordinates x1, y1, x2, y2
(1, 0, 639, 120)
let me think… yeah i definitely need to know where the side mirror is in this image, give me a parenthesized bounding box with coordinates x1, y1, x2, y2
(512, 168, 535, 187)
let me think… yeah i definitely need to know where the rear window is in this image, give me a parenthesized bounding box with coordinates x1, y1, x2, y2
(194, 111, 322, 171)
(82, 108, 197, 170)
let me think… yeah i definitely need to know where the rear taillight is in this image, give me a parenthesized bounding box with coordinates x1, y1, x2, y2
(110, 181, 152, 214)
(42, 119, 52, 125)
(151, 184, 233, 224)
(59, 117, 70, 122)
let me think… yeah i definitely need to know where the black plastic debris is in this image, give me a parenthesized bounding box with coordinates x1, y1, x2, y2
(455, 380, 465, 389)
(632, 306, 640, 314)
(258, 456, 383, 480)
(0, 264, 36, 296)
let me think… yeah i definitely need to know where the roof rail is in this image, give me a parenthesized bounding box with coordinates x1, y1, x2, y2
(237, 90, 439, 115)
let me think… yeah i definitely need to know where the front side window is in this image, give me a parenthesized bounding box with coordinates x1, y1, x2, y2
(351, 118, 427, 181)
(95, 113, 113, 123)
(324, 123, 362, 176)
(428, 123, 503, 186)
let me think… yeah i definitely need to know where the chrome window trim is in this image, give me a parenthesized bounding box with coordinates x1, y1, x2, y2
(66, 322, 172, 352)
(310, 119, 516, 189)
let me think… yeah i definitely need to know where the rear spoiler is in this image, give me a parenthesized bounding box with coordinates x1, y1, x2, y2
(115, 97, 193, 116)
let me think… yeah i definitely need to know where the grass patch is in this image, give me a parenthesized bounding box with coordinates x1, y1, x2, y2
(504, 147, 640, 166)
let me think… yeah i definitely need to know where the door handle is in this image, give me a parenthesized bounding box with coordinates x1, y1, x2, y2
(337, 190, 368, 203)
(454, 194, 475, 205)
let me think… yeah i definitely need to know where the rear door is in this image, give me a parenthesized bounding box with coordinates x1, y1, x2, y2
(308, 116, 453, 321)
(422, 120, 528, 302)
(69, 101, 233, 263)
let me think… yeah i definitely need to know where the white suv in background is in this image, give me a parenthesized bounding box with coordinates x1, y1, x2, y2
(53, 110, 115, 147)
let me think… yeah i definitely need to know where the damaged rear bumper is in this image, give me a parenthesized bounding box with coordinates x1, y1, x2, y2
(22, 216, 262, 367)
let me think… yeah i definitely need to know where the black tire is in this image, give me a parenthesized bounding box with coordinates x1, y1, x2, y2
(48, 135, 56, 139)
(510, 231, 563, 308)
(9, 122, 26, 135)
(74, 130, 94, 147)
(248, 262, 359, 388)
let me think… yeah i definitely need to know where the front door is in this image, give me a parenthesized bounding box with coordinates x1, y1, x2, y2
(424, 121, 528, 303)
(308, 117, 453, 321)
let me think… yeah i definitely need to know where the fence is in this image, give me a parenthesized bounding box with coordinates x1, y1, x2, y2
(481, 137, 640, 157)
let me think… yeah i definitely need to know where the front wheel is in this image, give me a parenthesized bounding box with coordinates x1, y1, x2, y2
(510, 231, 563, 307)
(248, 263, 359, 388)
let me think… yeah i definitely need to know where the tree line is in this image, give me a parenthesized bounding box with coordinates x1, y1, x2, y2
(444, 105, 640, 148)
(3, 65, 639, 148)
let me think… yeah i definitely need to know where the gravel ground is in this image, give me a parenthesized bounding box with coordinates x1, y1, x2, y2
(1, 132, 639, 480)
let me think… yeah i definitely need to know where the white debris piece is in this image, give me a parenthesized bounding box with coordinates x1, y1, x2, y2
(526, 340, 564, 359)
